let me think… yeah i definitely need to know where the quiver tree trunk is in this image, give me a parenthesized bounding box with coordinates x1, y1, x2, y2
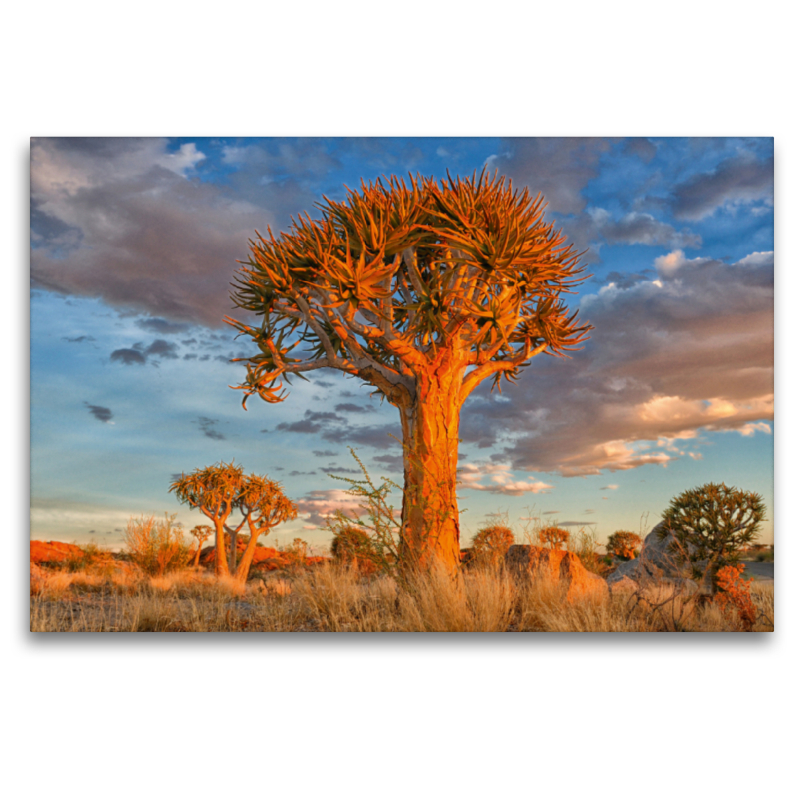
(398, 366, 463, 573)
(213, 520, 230, 577)
(234, 527, 263, 583)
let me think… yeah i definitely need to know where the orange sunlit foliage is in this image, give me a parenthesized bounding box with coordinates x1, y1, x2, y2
(606, 530, 643, 561)
(228, 171, 591, 572)
(538, 526, 571, 550)
(714, 563, 757, 631)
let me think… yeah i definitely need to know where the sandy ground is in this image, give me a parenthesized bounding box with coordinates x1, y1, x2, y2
(742, 561, 774, 581)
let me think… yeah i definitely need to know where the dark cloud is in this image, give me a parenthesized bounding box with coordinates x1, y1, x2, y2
(276, 410, 347, 434)
(183, 353, 198, 360)
(30, 138, 272, 327)
(63, 335, 95, 343)
(623, 138, 657, 163)
(489, 138, 613, 214)
(289, 470, 317, 476)
(372, 453, 404, 473)
(558, 521, 596, 528)
(671, 153, 773, 220)
(85, 402, 113, 423)
(195, 416, 225, 440)
(334, 403, 373, 414)
(136, 317, 190, 335)
(110, 348, 146, 365)
(144, 339, 179, 359)
(313, 450, 339, 458)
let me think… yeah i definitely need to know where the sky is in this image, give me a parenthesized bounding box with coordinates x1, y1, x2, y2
(30, 136, 774, 549)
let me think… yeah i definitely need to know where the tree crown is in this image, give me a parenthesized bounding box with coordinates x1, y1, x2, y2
(170, 462, 297, 532)
(227, 170, 591, 408)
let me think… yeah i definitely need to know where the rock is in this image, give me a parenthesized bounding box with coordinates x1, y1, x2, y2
(506, 545, 608, 602)
(30, 540, 84, 564)
(607, 523, 696, 586)
(609, 576, 640, 595)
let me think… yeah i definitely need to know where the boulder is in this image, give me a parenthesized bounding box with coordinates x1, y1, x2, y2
(607, 523, 696, 586)
(30, 540, 84, 564)
(608, 576, 640, 595)
(506, 545, 608, 602)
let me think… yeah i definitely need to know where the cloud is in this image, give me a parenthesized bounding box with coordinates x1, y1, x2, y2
(334, 403, 374, 414)
(312, 450, 339, 458)
(465, 250, 772, 476)
(590, 209, 702, 249)
(276, 410, 347, 434)
(671, 152, 773, 220)
(110, 348, 146, 365)
(64, 335, 95, 343)
(30, 138, 275, 327)
(294, 489, 363, 528)
(489, 138, 612, 214)
(600, 485, 619, 491)
(458, 463, 553, 496)
(195, 417, 225, 440)
(136, 317, 190, 335)
(623, 138, 657, 163)
(144, 339, 179, 359)
(85, 402, 113, 423)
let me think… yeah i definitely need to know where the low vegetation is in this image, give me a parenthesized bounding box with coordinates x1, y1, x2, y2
(29, 556, 774, 632)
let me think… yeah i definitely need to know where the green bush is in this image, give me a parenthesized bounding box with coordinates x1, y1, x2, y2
(660, 482, 766, 591)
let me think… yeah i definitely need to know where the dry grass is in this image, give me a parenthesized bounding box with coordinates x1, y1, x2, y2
(30, 560, 774, 633)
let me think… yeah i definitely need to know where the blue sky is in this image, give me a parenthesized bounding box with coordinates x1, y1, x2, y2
(30, 137, 774, 548)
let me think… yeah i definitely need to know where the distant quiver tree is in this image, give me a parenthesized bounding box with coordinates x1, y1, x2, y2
(227, 171, 591, 572)
(170, 462, 297, 582)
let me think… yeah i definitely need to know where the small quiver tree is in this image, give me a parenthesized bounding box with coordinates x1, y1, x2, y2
(170, 463, 245, 577)
(470, 525, 515, 567)
(606, 530, 642, 561)
(538, 526, 570, 550)
(233, 475, 298, 582)
(659, 482, 766, 594)
(170, 463, 298, 582)
(227, 171, 591, 574)
(189, 525, 213, 568)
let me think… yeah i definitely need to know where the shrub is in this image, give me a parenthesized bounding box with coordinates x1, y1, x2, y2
(330, 525, 379, 573)
(606, 530, 643, 561)
(538, 526, 570, 550)
(659, 482, 766, 591)
(471, 525, 515, 566)
(714, 563, 757, 631)
(566, 528, 604, 575)
(124, 513, 191, 575)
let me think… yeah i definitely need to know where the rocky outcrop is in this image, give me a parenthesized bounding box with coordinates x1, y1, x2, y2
(30, 540, 84, 564)
(506, 545, 608, 602)
(606, 523, 700, 590)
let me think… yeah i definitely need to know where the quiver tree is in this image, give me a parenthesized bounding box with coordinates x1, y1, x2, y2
(170, 463, 298, 582)
(538, 526, 570, 550)
(659, 482, 766, 593)
(189, 524, 213, 567)
(227, 171, 591, 572)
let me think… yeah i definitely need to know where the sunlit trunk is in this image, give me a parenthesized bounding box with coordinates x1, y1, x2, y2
(214, 520, 230, 577)
(229, 529, 238, 574)
(234, 525, 262, 583)
(399, 364, 463, 573)
(192, 545, 203, 568)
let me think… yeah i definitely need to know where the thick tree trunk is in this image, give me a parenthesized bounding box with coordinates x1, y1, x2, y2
(214, 520, 230, 577)
(192, 544, 202, 568)
(399, 367, 463, 573)
(234, 528, 263, 583)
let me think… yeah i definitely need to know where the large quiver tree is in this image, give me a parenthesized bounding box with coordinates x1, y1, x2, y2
(227, 171, 591, 572)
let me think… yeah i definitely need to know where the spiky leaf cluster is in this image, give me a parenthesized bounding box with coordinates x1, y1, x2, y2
(659, 482, 766, 577)
(227, 170, 591, 407)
